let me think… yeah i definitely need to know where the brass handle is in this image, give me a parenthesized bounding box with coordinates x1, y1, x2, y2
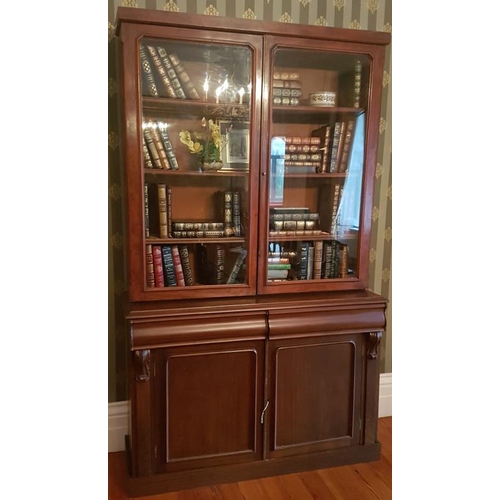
(260, 400, 269, 424)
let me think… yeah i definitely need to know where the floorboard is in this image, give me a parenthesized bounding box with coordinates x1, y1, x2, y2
(108, 416, 392, 500)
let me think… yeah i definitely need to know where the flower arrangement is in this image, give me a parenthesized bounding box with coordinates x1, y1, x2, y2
(179, 118, 224, 169)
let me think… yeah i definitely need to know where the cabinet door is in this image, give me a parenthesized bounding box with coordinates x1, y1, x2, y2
(153, 340, 265, 473)
(267, 334, 364, 458)
(119, 22, 263, 301)
(258, 36, 387, 295)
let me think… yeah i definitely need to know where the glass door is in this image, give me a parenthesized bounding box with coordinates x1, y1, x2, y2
(259, 38, 373, 294)
(123, 26, 262, 301)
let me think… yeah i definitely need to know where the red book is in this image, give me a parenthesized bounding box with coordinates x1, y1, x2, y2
(170, 245, 186, 286)
(152, 245, 165, 287)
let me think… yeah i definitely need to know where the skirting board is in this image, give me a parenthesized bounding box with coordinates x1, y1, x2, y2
(108, 373, 392, 453)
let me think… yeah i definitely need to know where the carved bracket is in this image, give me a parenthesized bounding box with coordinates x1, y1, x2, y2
(134, 349, 151, 382)
(367, 332, 383, 359)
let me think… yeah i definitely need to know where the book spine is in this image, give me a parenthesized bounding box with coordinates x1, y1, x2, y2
(156, 47, 186, 99)
(170, 245, 186, 286)
(338, 120, 355, 173)
(272, 220, 316, 231)
(321, 126, 331, 173)
(157, 184, 168, 239)
(215, 245, 225, 284)
(172, 222, 224, 231)
(282, 136, 321, 145)
(285, 144, 320, 153)
(145, 244, 155, 288)
(166, 185, 172, 238)
(144, 183, 150, 238)
(284, 161, 322, 168)
(329, 122, 342, 173)
(334, 122, 347, 173)
(172, 230, 225, 238)
(161, 245, 177, 287)
(270, 213, 319, 221)
(142, 137, 154, 169)
(143, 127, 162, 169)
(146, 45, 177, 99)
(226, 249, 247, 284)
(152, 245, 165, 287)
(269, 230, 323, 237)
(354, 60, 362, 108)
(313, 240, 323, 279)
(340, 243, 349, 277)
(330, 184, 341, 235)
(322, 241, 333, 278)
(156, 123, 179, 170)
(222, 191, 234, 237)
(299, 242, 309, 280)
(233, 191, 242, 237)
(139, 45, 159, 97)
(267, 263, 292, 270)
(168, 53, 200, 100)
(179, 245, 194, 286)
(306, 243, 314, 279)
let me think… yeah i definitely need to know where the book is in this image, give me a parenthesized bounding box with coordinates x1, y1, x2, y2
(226, 247, 247, 284)
(157, 184, 169, 238)
(161, 245, 177, 287)
(167, 53, 200, 100)
(152, 245, 165, 287)
(219, 191, 234, 237)
(285, 144, 320, 153)
(338, 120, 355, 173)
(178, 244, 194, 286)
(270, 207, 310, 214)
(145, 244, 155, 287)
(318, 184, 341, 235)
(156, 47, 186, 99)
(299, 242, 309, 280)
(156, 122, 179, 170)
(170, 245, 186, 286)
(172, 221, 224, 231)
(200, 244, 225, 284)
(353, 60, 362, 108)
(322, 241, 333, 278)
(233, 191, 242, 237)
(313, 240, 324, 279)
(145, 45, 177, 99)
(144, 183, 150, 238)
(311, 125, 331, 173)
(267, 263, 291, 270)
(271, 220, 317, 231)
(328, 122, 342, 173)
(142, 137, 154, 169)
(172, 230, 225, 238)
(267, 268, 289, 280)
(139, 45, 159, 97)
(270, 212, 319, 221)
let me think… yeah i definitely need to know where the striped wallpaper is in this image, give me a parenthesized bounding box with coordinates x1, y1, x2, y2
(108, 0, 392, 402)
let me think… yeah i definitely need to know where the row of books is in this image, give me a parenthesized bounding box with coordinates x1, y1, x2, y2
(272, 72, 302, 106)
(299, 240, 350, 280)
(311, 120, 356, 173)
(140, 44, 200, 100)
(147, 244, 194, 288)
(145, 183, 244, 239)
(266, 239, 349, 280)
(269, 206, 323, 237)
(143, 120, 179, 170)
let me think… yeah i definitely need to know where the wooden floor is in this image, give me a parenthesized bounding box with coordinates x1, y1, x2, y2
(109, 416, 391, 500)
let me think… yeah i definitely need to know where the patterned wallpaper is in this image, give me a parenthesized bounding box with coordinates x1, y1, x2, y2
(108, 0, 392, 402)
